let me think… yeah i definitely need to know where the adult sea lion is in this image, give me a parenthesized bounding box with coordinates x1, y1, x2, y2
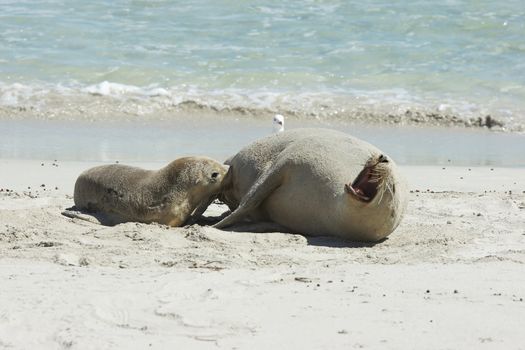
(215, 128, 408, 242)
(63, 157, 227, 226)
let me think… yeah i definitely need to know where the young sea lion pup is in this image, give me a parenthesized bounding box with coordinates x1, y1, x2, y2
(215, 128, 408, 242)
(62, 157, 227, 227)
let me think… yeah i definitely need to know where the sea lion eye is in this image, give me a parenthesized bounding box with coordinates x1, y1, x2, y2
(211, 172, 219, 179)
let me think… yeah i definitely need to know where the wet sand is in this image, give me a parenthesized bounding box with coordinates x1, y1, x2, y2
(1, 159, 524, 349)
(2, 118, 525, 166)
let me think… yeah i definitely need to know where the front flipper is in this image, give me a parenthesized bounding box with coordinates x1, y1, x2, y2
(183, 195, 217, 226)
(214, 163, 283, 229)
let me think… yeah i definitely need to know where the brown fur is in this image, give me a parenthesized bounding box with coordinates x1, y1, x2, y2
(66, 157, 227, 226)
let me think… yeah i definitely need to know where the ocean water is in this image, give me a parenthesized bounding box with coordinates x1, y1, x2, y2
(1, 0, 525, 129)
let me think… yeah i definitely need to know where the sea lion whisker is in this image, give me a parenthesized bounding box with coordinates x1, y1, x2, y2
(374, 176, 388, 205)
(376, 186, 385, 205)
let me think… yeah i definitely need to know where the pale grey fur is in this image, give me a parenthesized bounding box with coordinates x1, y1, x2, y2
(63, 157, 227, 227)
(215, 128, 408, 242)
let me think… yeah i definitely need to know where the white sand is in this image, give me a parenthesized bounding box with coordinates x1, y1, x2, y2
(1, 159, 525, 349)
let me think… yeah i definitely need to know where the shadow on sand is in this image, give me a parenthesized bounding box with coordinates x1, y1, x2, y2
(305, 236, 386, 248)
(198, 215, 387, 248)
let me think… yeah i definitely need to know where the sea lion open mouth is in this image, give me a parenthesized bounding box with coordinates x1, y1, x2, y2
(345, 155, 387, 202)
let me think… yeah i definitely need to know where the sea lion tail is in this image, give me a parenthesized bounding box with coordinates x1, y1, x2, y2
(62, 207, 121, 226)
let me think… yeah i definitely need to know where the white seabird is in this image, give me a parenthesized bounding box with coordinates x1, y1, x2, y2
(273, 114, 284, 133)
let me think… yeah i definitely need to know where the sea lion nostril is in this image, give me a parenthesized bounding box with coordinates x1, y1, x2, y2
(379, 155, 389, 163)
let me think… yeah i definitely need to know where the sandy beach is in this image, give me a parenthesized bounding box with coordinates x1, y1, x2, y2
(2, 1, 525, 348)
(1, 158, 524, 349)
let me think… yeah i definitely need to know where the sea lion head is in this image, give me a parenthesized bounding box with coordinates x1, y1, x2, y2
(163, 157, 228, 199)
(343, 153, 408, 241)
(344, 154, 392, 204)
(189, 157, 229, 193)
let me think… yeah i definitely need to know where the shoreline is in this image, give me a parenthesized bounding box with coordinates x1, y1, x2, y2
(3, 1, 525, 346)
(0, 80, 523, 132)
(0, 103, 519, 132)
(2, 118, 525, 167)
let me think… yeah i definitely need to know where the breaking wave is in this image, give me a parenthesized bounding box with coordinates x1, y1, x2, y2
(0, 81, 522, 131)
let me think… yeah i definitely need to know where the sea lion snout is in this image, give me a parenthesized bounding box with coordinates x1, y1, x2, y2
(378, 154, 389, 163)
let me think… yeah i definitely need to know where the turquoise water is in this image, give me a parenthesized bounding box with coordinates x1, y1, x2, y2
(1, 1, 525, 128)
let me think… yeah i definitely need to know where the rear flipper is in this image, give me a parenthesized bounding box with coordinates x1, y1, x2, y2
(61, 206, 125, 226)
(214, 163, 283, 229)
